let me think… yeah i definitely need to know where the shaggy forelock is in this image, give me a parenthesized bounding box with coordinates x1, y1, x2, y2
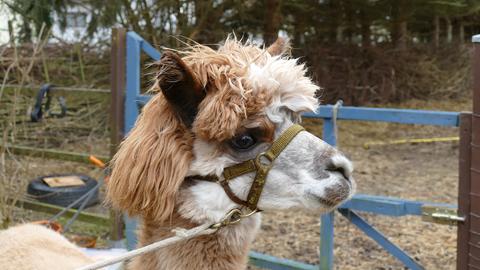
(173, 37, 319, 140)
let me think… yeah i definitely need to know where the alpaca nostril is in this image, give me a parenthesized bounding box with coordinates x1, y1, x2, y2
(325, 154, 353, 181)
(326, 165, 348, 180)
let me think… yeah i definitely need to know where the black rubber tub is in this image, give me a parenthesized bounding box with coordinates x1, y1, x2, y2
(27, 174, 99, 208)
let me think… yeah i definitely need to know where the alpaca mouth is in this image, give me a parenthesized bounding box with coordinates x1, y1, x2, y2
(316, 191, 350, 207)
(316, 197, 339, 208)
(308, 180, 354, 208)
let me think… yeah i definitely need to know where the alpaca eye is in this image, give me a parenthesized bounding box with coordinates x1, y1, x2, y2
(230, 134, 257, 150)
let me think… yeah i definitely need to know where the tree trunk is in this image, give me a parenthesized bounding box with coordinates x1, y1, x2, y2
(459, 21, 465, 43)
(122, 0, 141, 34)
(343, 1, 354, 44)
(175, 0, 188, 37)
(336, 26, 344, 43)
(293, 12, 305, 46)
(391, 0, 408, 50)
(190, 1, 212, 42)
(446, 17, 452, 43)
(327, 0, 343, 43)
(264, 0, 282, 45)
(360, 8, 371, 47)
(139, 0, 156, 45)
(433, 15, 440, 49)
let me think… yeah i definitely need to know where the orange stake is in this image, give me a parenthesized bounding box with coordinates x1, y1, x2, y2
(89, 155, 106, 169)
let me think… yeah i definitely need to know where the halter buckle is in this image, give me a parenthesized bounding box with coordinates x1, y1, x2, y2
(209, 208, 259, 229)
(255, 152, 273, 172)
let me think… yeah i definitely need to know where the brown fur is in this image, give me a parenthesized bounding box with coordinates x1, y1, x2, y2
(107, 93, 194, 221)
(183, 40, 275, 141)
(156, 51, 205, 127)
(107, 37, 292, 270)
(239, 116, 276, 143)
(128, 211, 254, 270)
(266, 37, 291, 56)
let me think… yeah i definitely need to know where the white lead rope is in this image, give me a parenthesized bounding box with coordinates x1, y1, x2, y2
(332, 100, 343, 146)
(75, 223, 216, 270)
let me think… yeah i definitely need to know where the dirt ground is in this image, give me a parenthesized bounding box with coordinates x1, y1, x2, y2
(1, 96, 472, 269)
(252, 137, 459, 269)
(251, 98, 471, 270)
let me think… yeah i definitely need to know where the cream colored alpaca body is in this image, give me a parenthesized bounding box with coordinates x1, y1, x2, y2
(0, 224, 93, 270)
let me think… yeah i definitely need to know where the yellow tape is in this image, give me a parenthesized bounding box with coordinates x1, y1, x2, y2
(363, 137, 459, 149)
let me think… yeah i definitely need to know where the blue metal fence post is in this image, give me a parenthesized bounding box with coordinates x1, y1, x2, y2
(319, 117, 337, 270)
(338, 209, 424, 270)
(319, 212, 334, 270)
(123, 32, 142, 250)
(125, 33, 142, 133)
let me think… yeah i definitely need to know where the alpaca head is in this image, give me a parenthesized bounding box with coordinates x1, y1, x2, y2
(107, 37, 355, 223)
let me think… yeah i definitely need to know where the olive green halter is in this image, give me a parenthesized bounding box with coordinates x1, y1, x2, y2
(191, 124, 305, 211)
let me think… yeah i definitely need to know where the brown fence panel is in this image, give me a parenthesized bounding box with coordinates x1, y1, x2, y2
(469, 36, 480, 270)
(109, 27, 127, 244)
(458, 113, 472, 270)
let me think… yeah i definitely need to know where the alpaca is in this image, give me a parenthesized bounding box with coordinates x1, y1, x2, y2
(0, 224, 94, 270)
(106, 37, 356, 270)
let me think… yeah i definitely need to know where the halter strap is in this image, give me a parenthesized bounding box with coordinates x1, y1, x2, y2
(190, 124, 305, 211)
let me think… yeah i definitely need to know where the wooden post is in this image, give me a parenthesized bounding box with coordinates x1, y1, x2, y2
(457, 113, 472, 270)
(468, 34, 480, 269)
(109, 27, 127, 246)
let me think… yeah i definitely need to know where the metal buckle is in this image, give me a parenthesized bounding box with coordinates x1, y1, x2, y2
(255, 152, 273, 172)
(210, 208, 259, 229)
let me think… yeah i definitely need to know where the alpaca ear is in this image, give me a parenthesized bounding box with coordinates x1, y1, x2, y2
(267, 37, 291, 56)
(106, 94, 193, 221)
(156, 51, 205, 127)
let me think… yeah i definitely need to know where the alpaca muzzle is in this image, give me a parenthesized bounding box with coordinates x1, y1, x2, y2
(190, 124, 305, 211)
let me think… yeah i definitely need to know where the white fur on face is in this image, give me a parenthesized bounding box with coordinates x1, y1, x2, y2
(180, 55, 354, 223)
(182, 119, 355, 223)
(256, 120, 356, 213)
(247, 57, 319, 122)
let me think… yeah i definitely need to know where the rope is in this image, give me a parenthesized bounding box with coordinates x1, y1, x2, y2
(51, 156, 107, 232)
(62, 183, 99, 233)
(49, 181, 101, 223)
(76, 207, 256, 270)
(75, 223, 217, 270)
(332, 100, 343, 145)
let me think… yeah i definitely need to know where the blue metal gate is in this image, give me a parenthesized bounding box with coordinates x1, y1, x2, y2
(122, 31, 460, 270)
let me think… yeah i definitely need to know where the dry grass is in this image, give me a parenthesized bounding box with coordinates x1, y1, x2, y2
(251, 98, 471, 269)
(0, 143, 30, 229)
(1, 94, 472, 269)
